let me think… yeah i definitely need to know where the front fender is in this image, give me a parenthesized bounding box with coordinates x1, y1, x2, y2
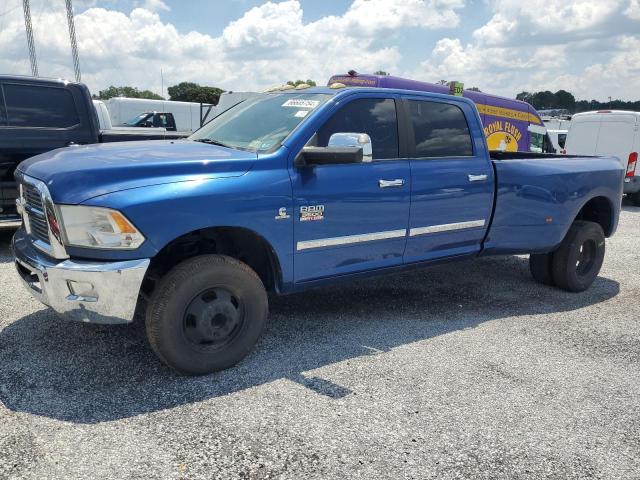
(70, 158, 295, 286)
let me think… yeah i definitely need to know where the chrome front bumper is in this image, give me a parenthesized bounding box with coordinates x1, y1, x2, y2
(12, 228, 150, 324)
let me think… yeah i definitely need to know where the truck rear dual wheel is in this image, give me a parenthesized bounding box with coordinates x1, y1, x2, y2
(145, 254, 268, 375)
(529, 220, 605, 292)
(630, 192, 640, 206)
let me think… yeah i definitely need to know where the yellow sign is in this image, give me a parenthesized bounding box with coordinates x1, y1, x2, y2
(484, 120, 522, 152)
(476, 103, 543, 125)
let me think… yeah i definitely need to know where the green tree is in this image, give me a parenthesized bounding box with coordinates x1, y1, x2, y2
(528, 91, 555, 109)
(518, 89, 640, 113)
(553, 90, 576, 111)
(97, 86, 164, 100)
(168, 82, 224, 105)
(286, 79, 317, 87)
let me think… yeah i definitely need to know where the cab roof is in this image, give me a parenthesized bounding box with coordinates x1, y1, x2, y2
(269, 85, 478, 108)
(0, 74, 78, 86)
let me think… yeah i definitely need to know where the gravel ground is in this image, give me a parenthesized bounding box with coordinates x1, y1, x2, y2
(0, 203, 639, 480)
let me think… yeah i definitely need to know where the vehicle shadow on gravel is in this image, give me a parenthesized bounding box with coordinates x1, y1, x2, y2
(622, 196, 640, 212)
(0, 235, 620, 424)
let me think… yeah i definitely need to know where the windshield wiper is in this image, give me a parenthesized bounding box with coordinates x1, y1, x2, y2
(193, 138, 231, 148)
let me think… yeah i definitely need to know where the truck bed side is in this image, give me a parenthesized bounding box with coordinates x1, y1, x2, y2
(484, 154, 623, 254)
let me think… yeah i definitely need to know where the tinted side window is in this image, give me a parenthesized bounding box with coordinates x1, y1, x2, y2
(0, 86, 6, 125)
(558, 133, 567, 149)
(317, 98, 399, 160)
(4, 84, 80, 128)
(408, 100, 473, 158)
(153, 114, 166, 128)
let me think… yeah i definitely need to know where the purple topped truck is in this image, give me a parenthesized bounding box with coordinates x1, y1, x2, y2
(329, 72, 554, 154)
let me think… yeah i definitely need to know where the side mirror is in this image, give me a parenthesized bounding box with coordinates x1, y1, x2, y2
(295, 132, 373, 167)
(297, 146, 363, 166)
(328, 132, 372, 162)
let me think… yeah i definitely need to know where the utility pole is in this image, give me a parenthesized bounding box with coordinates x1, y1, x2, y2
(22, 0, 38, 76)
(65, 0, 81, 82)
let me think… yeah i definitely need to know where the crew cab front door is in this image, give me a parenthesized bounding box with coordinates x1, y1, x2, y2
(401, 97, 494, 263)
(290, 96, 411, 283)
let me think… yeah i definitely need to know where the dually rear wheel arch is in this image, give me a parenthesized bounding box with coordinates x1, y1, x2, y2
(573, 195, 615, 237)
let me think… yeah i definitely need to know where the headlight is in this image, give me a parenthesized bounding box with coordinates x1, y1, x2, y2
(58, 205, 145, 249)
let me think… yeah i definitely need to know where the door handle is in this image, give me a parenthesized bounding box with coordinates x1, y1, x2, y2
(379, 179, 405, 188)
(468, 174, 488, 182)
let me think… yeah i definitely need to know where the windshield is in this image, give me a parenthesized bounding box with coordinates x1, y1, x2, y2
(125, 113, 152, 125)
(190, 93, 332, 152)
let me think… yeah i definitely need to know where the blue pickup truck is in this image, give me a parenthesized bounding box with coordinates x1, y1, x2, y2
(12, 86, 624, 375)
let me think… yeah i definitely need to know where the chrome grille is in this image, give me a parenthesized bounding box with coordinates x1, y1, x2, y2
(22, 182, 50, 245)
(23, 183, 44, 212)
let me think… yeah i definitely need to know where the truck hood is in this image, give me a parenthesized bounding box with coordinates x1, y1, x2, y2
(17, 140, 257, 204)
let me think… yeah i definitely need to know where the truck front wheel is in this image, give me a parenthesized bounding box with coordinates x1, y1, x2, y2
(551, 221, 605, 292)
(145, 255, 268, 375)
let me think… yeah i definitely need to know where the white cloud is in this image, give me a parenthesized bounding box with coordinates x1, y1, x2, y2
(139, 0, 170, 12)
(626, 0, 640, 19)
(473, 0, 628, 46)
(0, 0, 462, 95)
(409, 0, 640, 100)
(547, 35, 640, 100)
(0, 0, 638, 101)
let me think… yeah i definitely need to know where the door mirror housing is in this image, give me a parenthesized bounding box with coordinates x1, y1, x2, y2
(297, 146, 363, 166)
(295, 132, 373, 167)
(328, 132, 373, 162)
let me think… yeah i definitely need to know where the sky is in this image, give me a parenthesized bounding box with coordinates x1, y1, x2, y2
(0, 0, 639, 101)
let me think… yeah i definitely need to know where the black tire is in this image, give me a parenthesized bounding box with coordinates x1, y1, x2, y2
(630, 192, 640, 206)
(146, 254, 268, 375)
(551, 221, 605, 292)
(529, 253, 555, 286)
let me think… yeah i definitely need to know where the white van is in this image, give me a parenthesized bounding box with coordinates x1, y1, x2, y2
(543, 116, 571, 152)
(564, 110, 639, 204)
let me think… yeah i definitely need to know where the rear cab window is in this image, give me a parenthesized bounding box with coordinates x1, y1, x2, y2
(4, 83, 80, 128)
(406, 100, 473, 158)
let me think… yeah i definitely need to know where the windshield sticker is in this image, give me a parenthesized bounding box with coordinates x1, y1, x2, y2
(294, 110, 309, 118)
(282, 99, 320, 109)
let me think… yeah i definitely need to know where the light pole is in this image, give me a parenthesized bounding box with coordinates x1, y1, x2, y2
(22, 0, 38, 76)
(65, 0, 81, 82)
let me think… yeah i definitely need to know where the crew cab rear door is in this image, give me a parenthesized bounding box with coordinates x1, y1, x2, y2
(401, 97, 494, 262)
(290, 94, 410, 282)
